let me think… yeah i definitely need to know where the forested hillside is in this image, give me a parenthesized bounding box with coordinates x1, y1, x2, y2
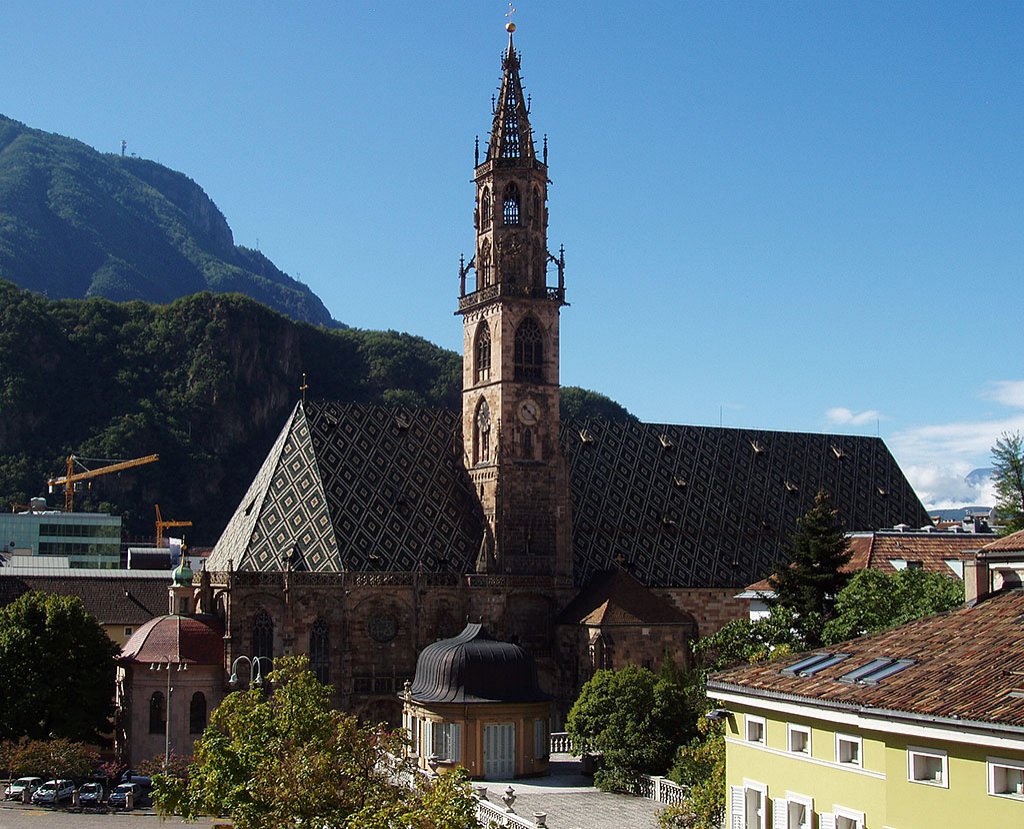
(0, 114, 335, 326)
(0, 282, 632, 543)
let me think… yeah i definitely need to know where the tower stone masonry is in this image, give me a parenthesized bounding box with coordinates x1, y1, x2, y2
(458, 29, 572, 581)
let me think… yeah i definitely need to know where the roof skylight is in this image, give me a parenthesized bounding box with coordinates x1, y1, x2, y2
(838, 657, 914, 685)
(781, 652, 849, 677)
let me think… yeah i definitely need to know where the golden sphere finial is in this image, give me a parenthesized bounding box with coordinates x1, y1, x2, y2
(506, 21, 516, 33)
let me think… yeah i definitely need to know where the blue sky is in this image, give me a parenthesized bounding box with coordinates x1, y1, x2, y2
(4, 2, 1022, 509)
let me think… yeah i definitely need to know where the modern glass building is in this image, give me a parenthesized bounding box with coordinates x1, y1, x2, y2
(0, 509, 122, 568)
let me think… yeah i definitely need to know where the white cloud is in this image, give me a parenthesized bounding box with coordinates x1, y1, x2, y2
(825, 407, 882, 426)
(887, 380, 1024, 509)
(982, 380, 1024, 410)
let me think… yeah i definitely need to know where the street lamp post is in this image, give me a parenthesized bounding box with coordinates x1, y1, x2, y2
(149, 658, 187, 766)
(229, 655, 273, 689)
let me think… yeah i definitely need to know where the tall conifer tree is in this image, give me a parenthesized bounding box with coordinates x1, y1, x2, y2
(768, 490, 852, 646)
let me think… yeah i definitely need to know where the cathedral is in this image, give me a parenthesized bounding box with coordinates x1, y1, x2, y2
(202, 25, 931, 728)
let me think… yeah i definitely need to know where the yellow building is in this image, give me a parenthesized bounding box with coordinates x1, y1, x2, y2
(707, 582, 1024, 828)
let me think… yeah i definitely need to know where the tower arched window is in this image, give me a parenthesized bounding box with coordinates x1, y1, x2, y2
(189, 692, 207, 734)
(532, 187, 542, 228)
(481, 189, 492, 229)
(474, 398, 492, 465)
(252, 609, 274, 661)
(522, 428, 534, 459)
(475, 321, 492, 383)
(503, 183, 520, 226)
(479, 240, 492, 289)
(310, 619, 330, 685)
(149, 691, 166, 735)
(514, 317, 544, 382)
(501, 86, 521, 158)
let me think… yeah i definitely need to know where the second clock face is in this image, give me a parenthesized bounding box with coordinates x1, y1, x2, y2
(518, 399, 540, 425)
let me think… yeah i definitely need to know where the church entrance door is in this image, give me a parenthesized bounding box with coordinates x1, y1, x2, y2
(483, 722, 515, 779)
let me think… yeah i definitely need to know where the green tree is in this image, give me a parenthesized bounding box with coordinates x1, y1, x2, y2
(992, 431, 1024, 533)
(566, 665, 690, 791)
(0, 736, 98, 780)
(0, 592, 119, 742)
(823, 568, 964, 644)
(661, 717, 726, 829)
(153, 656, 479, 829)
(691, 606, 801, 672)
(768, 490, 852, 646)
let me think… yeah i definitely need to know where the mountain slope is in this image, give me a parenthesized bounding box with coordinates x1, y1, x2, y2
(0, 282, 631, 543)
(0, 114, 335, 326)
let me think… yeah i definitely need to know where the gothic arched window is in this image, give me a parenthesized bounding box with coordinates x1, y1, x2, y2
(475, 321, 492, 384)
(514, 317, 544, 382)
(481, 189, 492, 229)
(149, 691, 166, 735)
(479, 240, 492, 289)
(189, 692, 207, 734)
(252, 609, 274, 661)
(474, 398, 492, 465)
(532, 187, 542, 228)
(503, 183, 520, 226)
(522, 428, 534, 459)
(310, 619, 330, 685)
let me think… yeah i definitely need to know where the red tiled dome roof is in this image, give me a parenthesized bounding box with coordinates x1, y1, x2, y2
(119, 614, 223, 666)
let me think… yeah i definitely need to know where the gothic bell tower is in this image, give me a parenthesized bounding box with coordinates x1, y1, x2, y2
(457, 22, 571, 580)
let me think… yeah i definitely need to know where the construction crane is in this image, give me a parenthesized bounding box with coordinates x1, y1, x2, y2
(155, 504, 192, 548)
(48, 454, 159, 512)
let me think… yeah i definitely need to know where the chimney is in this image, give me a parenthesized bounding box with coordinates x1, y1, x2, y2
(963, 554, 989, 605)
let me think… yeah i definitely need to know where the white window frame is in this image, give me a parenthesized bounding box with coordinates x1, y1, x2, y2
(832, 805, 865, 829)
(988, 756, 1024, 799)
(787, 723, 811, 756)
(746, 714, 766, 745)
(784, 792, 813, 829)
(743, 779, 768, 829)
(835, 733, 862, 767)
(908, 745, 948, 788)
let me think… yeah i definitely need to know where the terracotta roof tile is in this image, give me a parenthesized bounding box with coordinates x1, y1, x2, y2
(557, 569, 696, 626)
(980, 528, 1024, 554)
(0, 574, 167, 625)
(119, 614, 224, 666)
(708, 589, 1024, 728)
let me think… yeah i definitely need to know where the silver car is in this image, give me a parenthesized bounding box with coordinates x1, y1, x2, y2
(31, 778, 75, 804)
(3, 777, 42, 800)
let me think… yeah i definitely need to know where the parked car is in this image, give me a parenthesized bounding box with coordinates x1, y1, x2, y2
(108, 782, 138, 809)
(31, 779, 75, 804)
(78, 781, 105, 805)
(3, 776, 42, 800)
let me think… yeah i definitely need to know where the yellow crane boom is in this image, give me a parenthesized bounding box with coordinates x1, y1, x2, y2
(155, 504, 192, 548)
(48, 454, 160, 512)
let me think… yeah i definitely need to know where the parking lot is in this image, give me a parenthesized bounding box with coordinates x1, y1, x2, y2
(0, 802, 221, 828)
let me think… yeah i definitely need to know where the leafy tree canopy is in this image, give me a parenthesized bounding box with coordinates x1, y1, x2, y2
(823, 567, 964, 644)
(154, 656, 479, 829)
(0, 736, 98, 780)
(0, 591, 119, 742)
(992, 431, 1024, 534)
(560, 387, 636, 422)
(566, 665, 690, 790)
(768, 489, 852, 646)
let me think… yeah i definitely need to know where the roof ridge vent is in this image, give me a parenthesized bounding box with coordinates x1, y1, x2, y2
(831, 444, 845, 460)
(673, 476, 688, 489)
(784, 480, 799, 494)
(749, 439, 765, 455)
(658, 434, 674, 450)
(578, 428, 594, 445)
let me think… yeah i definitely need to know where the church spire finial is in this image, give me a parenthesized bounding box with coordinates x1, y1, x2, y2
(486, 6, 536, 164)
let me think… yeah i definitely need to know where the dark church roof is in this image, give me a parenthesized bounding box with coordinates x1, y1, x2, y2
(556, 569, 697, 627)
(207, 401, 930, 588)
(410, 623, 549, 704)
(0, 572, 168, 625)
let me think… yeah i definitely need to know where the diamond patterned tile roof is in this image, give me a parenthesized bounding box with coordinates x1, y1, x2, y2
(707, 588, 1024, 728)
(208, 404, 930, 588)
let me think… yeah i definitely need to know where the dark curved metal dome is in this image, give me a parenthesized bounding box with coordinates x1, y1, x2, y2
(410, 623, 549, 704)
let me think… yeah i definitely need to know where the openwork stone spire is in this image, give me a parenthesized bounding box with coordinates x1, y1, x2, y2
(487, 31, 536, 162)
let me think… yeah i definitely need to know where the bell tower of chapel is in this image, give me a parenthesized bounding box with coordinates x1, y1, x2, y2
(457, 22, 571, 580)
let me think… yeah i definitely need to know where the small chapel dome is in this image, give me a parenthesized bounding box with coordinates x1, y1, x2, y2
(410, 622, 549, 704)
(119, 614, 223, 666)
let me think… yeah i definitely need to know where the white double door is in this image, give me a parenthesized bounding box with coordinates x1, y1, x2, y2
(483, 722, 516, 779)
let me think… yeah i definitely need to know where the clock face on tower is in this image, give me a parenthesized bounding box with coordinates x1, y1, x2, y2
(518, 398, 540, 425)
